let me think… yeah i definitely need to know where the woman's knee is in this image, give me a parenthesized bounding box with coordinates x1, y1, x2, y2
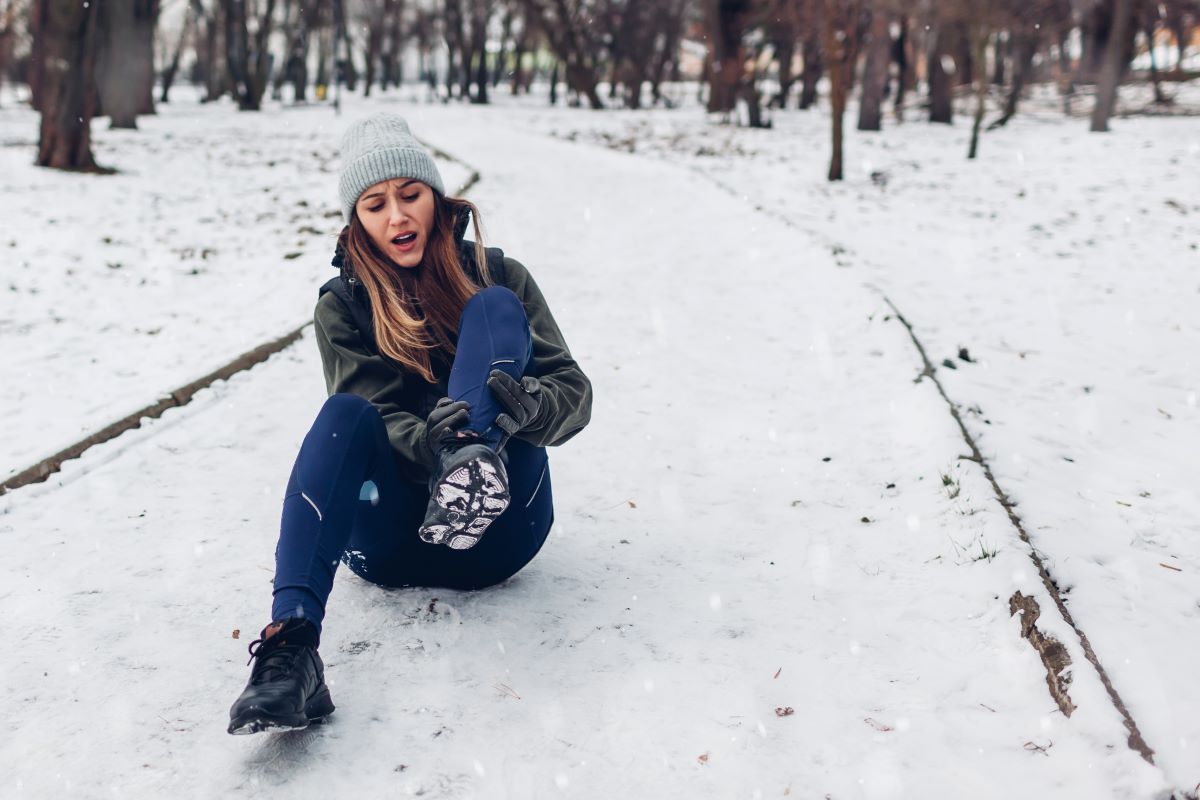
(313, 393, 383, 437)
(467, 285, 524, 316)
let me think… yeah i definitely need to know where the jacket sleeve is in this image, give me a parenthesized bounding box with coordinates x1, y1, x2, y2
(502, 257, 593, 447)
(313, 292, 438, 471)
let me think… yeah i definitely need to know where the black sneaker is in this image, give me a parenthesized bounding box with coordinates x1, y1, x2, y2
(419, 434, 510, 550)
(227, 618, 335, 735)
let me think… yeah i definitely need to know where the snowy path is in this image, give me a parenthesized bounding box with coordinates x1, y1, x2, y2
(0, 99, 1172, 798)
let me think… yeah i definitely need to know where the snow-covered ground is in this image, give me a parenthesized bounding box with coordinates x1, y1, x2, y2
(0, 83, 1196, 798)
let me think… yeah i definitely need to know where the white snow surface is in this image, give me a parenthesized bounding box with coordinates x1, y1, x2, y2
(0, 85, 1195, 798)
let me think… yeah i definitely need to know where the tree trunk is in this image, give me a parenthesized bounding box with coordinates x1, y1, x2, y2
(893, 13, 910, 120)
(967, 19, 988, 159)
(33, 0, 105, 171)
(822, 0, 860, 180)
(197, 0, 228, 102)
(269, 0, 291, 99)
(566, 60, 603, 108)
(773, 36, 795, 108)
(222, 0, 277, 111)
(364, 18, 382, 96)
(473, 33, 489, 103)
(989, 30, 1034, 129)
(493, 8, 511, 87)
(954, 22, 972, 86)
(291, 26, 311, 101)
(459, 41, 472, 99)
(97, 0, 158, 129)
(1091, 0, 1133, 131)
(706, 0, 749, 113)
(992, 32, 1005, 85)
(928, 26, 953, 123)
(1145, 17, 1168, 104)
(798, 25, 821, 109)
(1, 0, 21, 105)
(316, 24, 331, 93)
(739, 80, 766, 127)
(161, 2, 194, 103)
(511, 30, 527, 95)
(1168, 16, 1188, 72)
(549, 60, 558, 105)
(1080, 4, 1110, 83)
(857, 8, 889, 131)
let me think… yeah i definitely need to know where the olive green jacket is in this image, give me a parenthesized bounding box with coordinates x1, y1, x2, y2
(313, 256, 592, 481)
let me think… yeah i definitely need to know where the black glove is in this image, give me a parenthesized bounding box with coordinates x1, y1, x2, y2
(422, 397, 469, 457)
(487, 370, 543, 436)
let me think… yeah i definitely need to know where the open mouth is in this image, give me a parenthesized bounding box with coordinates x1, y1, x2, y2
(392, 232, 417, 245)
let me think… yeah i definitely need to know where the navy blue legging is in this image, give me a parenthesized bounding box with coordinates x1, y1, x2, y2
(271, 287, 553, 632)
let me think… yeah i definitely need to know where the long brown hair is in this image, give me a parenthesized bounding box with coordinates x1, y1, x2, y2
(341, 194, 492, 383)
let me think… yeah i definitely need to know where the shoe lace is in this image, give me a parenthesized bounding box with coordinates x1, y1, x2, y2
(245, 635, 302, 682)
(436, 429, 488, 453)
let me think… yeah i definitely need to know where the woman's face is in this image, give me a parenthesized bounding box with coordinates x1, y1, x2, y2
(355, 178, 436, 269)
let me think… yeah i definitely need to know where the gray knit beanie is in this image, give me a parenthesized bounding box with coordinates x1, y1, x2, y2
(337, 113, 445, 223)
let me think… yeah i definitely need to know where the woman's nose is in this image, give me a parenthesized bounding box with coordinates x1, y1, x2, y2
(387, 197, 409, 221)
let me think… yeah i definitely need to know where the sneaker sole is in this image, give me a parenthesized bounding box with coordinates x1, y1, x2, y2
(419, 450, 510, 550)
(227, 686, 335, 735)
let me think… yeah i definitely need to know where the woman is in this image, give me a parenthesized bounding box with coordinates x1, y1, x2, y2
(227, 113, 592, 735)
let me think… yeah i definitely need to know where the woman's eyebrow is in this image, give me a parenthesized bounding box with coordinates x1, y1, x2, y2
(359, 179, 420, 202)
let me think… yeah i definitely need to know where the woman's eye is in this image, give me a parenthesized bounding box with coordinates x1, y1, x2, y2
(368, 205, 383, 212)
(403, 194, 419, 202)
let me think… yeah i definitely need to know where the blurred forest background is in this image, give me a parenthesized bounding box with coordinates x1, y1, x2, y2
(1, 0, 1197, 177)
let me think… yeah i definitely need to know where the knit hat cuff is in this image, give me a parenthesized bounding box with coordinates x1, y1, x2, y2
(339, 146, 445, 223)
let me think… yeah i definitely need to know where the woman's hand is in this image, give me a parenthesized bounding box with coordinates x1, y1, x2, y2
(423, 397, 470, 455)
(487, 370, 544, 436)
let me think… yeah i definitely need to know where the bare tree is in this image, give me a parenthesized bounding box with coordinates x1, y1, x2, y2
(508, 2, 534, 94)
(97, 0, 159, 128)
(381, 0, 405, 88)
(857, 0, 891, 130)
(0, 0, 25, 100)
(467, 0, 495, 103)
(32, 0, 106, 170)
(361, 0, 387, 95)
(1090, 0, 1134, 131)
(892, 11, 912, 119)
(705, 0, 750, 113)
(821, 0, 863, 180)
(189, 0, 229, 102)
(520, 0, 605, 108)
(1140, 1, 1171, 104)
(443, 0, 467, 97)
(1164, 0, 1198, 72)
(797, 0, 822, 109)
(161, 0, 196, 102)
(964, 0, 992, 158)
(927, 14, 956, 123)
(648, 0, 690, 106)
(222, 0, 278, 110)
